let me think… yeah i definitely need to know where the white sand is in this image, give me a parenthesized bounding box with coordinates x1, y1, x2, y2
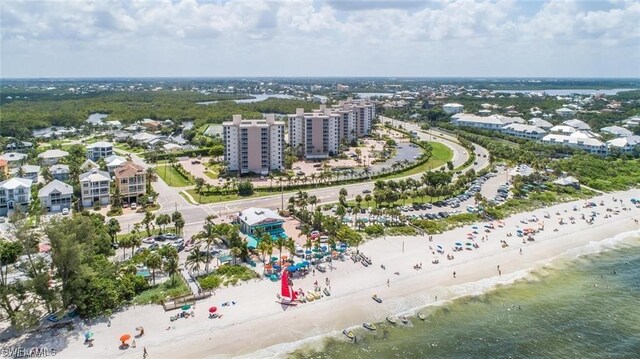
(6, 190, 640, 359)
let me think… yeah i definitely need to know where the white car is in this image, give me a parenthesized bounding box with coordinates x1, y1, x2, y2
(142, 237, 155, 244)
(131, 203, 137, 210)
(61, 208, 69, 216)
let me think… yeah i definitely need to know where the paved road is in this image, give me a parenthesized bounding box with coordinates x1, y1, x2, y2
(114, 117, 490, 236)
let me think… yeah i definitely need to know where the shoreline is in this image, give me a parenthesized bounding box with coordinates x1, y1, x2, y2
(5, 190, 640, 359)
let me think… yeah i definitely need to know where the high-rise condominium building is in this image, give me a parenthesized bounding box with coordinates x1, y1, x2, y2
(335, 98, 376, 137)
(287, 106, 340, 160)
(223, 114, 285, 175)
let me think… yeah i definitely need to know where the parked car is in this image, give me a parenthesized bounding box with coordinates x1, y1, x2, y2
(148, 243, 159, 251)
(160, 233, 177, 240)
(61, 208, 69, 215)
(191, 160, 201, 164)
(142, 237, 155, 244)
(130, 203, 137, 210)
(362, 189, 371, 194)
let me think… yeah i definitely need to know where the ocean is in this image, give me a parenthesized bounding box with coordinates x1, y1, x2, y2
(288, 233, 640, 359)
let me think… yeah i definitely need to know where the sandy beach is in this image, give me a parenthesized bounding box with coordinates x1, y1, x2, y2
(5, 189, 640, 359)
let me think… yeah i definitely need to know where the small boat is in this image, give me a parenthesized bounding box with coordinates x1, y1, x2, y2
(400, 315, 409, 325)
(343, 329, 355, 340)
(417, 312, 426, 320)
(363, 322, 377, 331)
(386, 316, 397, 324)
(372, 295, 382, 303)
(323, 288, 331, 296)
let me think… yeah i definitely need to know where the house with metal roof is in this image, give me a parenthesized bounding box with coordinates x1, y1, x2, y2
(79, 168, 111, 207)
(38, 180, 73, 212)
(0, 178, 32, 216)
(600, 126, 633, 138)
(38, 149, 69, 165)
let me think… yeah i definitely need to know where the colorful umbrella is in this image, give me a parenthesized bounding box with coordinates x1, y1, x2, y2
(181, 305, 191, 311)
(209, 306, 217, 313)
(84, 331, 94, 339)
(455, 242, 462, 246)
(120, 334, 131, 343)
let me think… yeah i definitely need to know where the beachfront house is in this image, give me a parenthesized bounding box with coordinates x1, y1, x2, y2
(237, 207, 285, 248)
(0, 178, 32, 216)
(105, 154, 127, 174)
(113, 161, 146, 204)
(607, 136, 640, 155)
(37, 149, 69, 165)
(79, 168, 111, 208)
(38, 180, 73, 212)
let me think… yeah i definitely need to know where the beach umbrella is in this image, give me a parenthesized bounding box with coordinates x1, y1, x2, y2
(437, 245, 443, 249)
(281, 255, 288, 260)
(120, 334, 131, 343)
(209, 306, 217, 313)
(455, 242, 462, 246)
(84, 331, 94, 340)
(305, 250, 312, 254)
(287, 265, 297, 272)
(301, 261, 309, 267)
(472, 225, 478, 229)
(271, 256, 278, 262)
(466, 242, 473, 246)
(181, 304, 191, 311)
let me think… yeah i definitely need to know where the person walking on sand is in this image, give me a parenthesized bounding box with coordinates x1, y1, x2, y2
(453, 271, 456, 279)
(143, 347, 148, 359)
(387, 278, 390, 287)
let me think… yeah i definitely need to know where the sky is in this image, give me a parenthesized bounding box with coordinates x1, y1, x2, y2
(1, 0, 639, 78)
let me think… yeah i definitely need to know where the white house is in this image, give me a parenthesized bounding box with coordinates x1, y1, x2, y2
(452, 114, 525, 130)
(541, 134, 608, 155)
(562, 119, 591, 131)
(16, 165, 40, 182)
(37, 149, 69, 165)
(601, 126, 633, 138)
(79, 168, 111, 208)
(163, 143, 183, 153)
(607, 135, 640, 155)
(0, 178, 32, 216)
(0, 152, 28, 168)
(38, 180, 73, 212)
(555, 107, 576, 117)
(50, 164, 70, 181)
(622, 116, 640, 128)
(501, 124, 546, 140)
(86, 141, 113, 161)
(529, 118, 553, 129)
(443, 103, 464, 114)
(104, 154, 127, 174)
(4, 141, 33, 154)
(549, 125, 577, 135)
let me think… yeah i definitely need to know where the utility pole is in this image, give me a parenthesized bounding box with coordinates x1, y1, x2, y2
(280, 182, 284, 211)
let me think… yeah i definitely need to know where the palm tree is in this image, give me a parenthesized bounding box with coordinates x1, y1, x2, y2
(285, 237, 296, 259)
(146, 252, 162, 285)
(130, 232, 142, 257)
(163, 256, 180, 285)
(257, 236, 272, 264)
(230, 247, 242, 265)
(118, 236, 132, 259)
(186, 246, 204, 275)
(274, 237, 286, 261)
(201, 236, 216, 273)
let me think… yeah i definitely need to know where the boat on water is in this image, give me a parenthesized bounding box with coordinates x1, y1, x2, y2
(276, 270, 298, 306)
(401, 315, 409, 325)
(372, 294, 382, 303)
(363, 322, 377, 331)
(386, 316, 397, 324)
(343, 329, 355, 340)
(417, 312, 426, 320)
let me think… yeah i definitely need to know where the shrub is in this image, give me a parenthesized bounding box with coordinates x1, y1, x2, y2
(237, 181, 254, 196)
(364, 224, 385, 236)
(198, 275, 222, 290)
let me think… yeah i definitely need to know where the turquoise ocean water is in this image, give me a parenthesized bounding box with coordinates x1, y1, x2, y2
(289, 234, 640, 359)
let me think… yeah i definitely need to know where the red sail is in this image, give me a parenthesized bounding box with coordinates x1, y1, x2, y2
(281, 270, 291, 298)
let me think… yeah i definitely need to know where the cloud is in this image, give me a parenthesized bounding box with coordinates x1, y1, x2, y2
(0, 0, 638, 77)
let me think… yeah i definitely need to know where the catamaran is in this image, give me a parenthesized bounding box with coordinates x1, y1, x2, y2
(277, 270, 298, 306)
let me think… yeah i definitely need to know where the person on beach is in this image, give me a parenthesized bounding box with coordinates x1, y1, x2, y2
(387, 279, 390, 287)
(453, 271, 456, 278)
(143, 347, 148, 359)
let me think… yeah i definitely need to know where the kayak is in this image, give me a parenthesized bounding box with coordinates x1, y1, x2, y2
(372, 295, 382, 303)
(363, 322, 377, 331)
(343, 329, 355, 340)
(401, 315, 409, 325)
(323, 288, 331, 296)
(386, 316, 397, 324)
(417, 312, 426, 320)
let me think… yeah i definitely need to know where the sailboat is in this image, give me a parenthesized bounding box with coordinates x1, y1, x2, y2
(276, 270, 298, 306)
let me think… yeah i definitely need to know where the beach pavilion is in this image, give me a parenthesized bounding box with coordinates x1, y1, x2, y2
(237, 207, 287, 248)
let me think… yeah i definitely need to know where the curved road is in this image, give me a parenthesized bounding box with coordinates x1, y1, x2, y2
(116, 117, 490, 236)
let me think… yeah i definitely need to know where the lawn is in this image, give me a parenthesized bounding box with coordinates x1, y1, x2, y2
(132, 275, 191, 305)
(114, 143, 145, 154)
(384, 142, 453, 180)
(156, 165, 194, 187)
(204, 164, 222, 179)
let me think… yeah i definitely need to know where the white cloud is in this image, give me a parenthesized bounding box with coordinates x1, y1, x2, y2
(0, 0, 638, 77)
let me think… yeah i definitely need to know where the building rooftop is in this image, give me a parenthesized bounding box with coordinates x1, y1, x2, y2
(0, 177, 32, 190)
(239, 207, 283, 226)
(50, 164, 70, 173)
(114, 161, 145, 178)
(502, 123, 546, 134)
(607, 135, 640, 148)
(79, 168, 111, 182)
(600, 126, 633, 137)
(87, 141, 113, 148)
(105, 154, 127, 167)
(529, 118, 553, 129)
(38, 179, 73, 197)
(562, 119, 591, 130)
(38, 149, 69, 159)
(0, 152, 28, 162)
(542, 134, 605, 148)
